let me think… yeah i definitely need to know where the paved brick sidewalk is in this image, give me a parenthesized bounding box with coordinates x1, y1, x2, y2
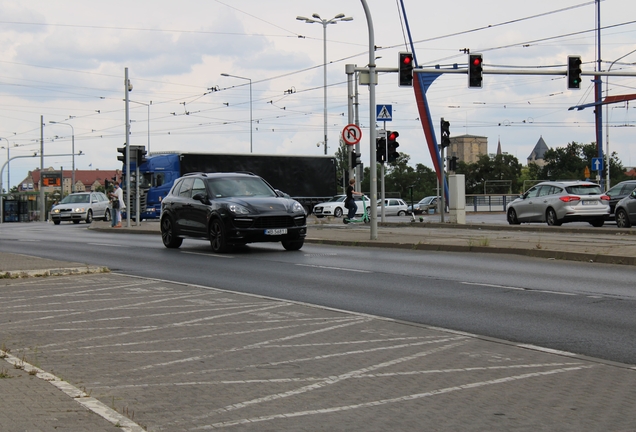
(2, 271, 636, 431)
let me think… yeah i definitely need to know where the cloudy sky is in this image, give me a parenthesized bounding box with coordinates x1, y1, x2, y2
(1, 0, 635, 189)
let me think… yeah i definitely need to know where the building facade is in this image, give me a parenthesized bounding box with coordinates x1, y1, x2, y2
(448, 134, 488, 164)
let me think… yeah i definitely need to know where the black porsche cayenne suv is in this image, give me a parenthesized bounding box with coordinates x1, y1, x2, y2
(160, 172, 307, 252)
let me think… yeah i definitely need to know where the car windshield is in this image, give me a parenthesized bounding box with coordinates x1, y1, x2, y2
(420, 197, 434, 204)
(565, 184, 602, 195)
(207, 177, 276, 198)
(326, 196, 346, 202)
(60, 194, 90, 204)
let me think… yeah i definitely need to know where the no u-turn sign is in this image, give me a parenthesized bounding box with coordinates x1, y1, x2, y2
(342, 124, 362, 146)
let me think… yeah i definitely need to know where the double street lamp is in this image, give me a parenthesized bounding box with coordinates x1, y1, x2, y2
(221, 73, 253, 153)
(297, 13, 353, 155)
(49, 121, 75, 193)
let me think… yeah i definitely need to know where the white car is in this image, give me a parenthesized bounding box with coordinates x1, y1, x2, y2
(313, 194, 370, 218)
(378, 198, 408, 216)
(50, 192, 111, 224)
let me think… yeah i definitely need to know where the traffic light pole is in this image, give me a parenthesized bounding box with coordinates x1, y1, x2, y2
(124, 67, 131, 228)
(359, 0, 378, 240)
(380, 122, 387, 222)
(440, 146, 445, 223)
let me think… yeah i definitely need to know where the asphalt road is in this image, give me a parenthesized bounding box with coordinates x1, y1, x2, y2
(1, 221, 635, 365)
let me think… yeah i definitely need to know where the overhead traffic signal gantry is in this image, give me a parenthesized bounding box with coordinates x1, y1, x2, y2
(468, 54, 483, 88)
(567, 56, 582, 90)
(398, 52, 414, 87)
(387, 131, 400, 163)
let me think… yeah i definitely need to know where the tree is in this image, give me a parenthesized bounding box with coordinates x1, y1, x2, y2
(456, 153, 522, 194)
(359, 153, 438, 202)
(334, 138, 349, 193)
(539, 141, 589, 181)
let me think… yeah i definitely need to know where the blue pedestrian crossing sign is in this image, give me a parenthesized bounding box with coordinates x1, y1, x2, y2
(592, 157, 603, 172)
(376, 104, 393, 121)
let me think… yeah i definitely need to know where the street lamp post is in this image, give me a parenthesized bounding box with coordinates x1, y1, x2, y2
(129, 100, 152, 152)
(49, 121, 75, 193)
(221, 73, 253, 153)
(0, 137, 9, 193)
(297, 13, 353, 155)
(605, 48, 636, 190)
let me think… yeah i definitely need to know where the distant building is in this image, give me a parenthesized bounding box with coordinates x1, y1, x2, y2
(448, 134, 488, 164)
(17, 168, 120, 194)
(527, 136, 550, 167)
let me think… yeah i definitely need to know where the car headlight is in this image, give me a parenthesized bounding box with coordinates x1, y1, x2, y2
(228, 203, 250, 215)
(52, 208, 60, 214)
(74, 207, 86, 213)
(292, 201, 305, 213)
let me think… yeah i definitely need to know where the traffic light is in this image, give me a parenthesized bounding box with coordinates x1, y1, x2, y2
(398, 52, 414, 87)
(136, 146, 147, 165)
(350, 150, 361, 169)
(440, 118, 450, 149)
(448, 156, 458, 171)
(567, 55, 582, 90)
(468, 54, 483, 88)
(117, 146, 127, 165)
(387, 131, 400, 163)
(376, 137, 386, 163)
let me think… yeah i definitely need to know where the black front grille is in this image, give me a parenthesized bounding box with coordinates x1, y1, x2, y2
(254, 216, 294, 229)
(232, 216, 305, 230)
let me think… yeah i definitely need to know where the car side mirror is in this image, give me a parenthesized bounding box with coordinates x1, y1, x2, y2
(192, 193, 209, 204)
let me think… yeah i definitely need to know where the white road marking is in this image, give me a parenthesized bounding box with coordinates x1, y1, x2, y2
(296, 263, 371, 273)
(462, 281, 576, 295)
(181, 251, 234, 258)
(200, 365, 594, 429)
(0, 351, 145, 432)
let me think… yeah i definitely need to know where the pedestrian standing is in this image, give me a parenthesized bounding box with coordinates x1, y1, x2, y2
(109, 182, 125, 228)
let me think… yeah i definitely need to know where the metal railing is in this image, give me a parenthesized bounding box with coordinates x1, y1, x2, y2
(466, 194, 519, 212)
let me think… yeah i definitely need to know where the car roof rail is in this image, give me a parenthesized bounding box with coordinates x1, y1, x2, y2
(183, 172, 207, 177)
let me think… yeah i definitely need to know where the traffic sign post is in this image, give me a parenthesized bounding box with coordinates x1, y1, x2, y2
(343, 124, 362, 189)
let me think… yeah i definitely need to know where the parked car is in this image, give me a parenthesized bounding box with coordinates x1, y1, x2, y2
(604, 180, 636, 220)
(378, 198, 408, 216)
(614, 189, 636, 228)
(506, 181, 609, 227)
(50, 192, 111, 225)
(407, 196, 438, 215)
(313, 194, 370, 218)
(160, 172, 307, 252)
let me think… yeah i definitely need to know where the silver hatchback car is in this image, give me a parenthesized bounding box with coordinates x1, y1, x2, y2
(50, 192, 111, 225)
(506, 181, 609, 227)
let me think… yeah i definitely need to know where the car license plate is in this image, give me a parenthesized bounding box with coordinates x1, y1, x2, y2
(582, 200, 598, 205)
(264, 228, 287, 235)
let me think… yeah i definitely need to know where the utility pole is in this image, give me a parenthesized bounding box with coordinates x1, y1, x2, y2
(39, 116, 44, 222)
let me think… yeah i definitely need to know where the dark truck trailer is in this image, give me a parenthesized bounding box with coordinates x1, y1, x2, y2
(129, 152, 338, 219)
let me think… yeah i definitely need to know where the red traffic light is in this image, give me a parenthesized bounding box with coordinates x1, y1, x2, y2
(388, 131, 398, 141)
(402, 56, 412, 65)
(472, 57, 482, 66)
